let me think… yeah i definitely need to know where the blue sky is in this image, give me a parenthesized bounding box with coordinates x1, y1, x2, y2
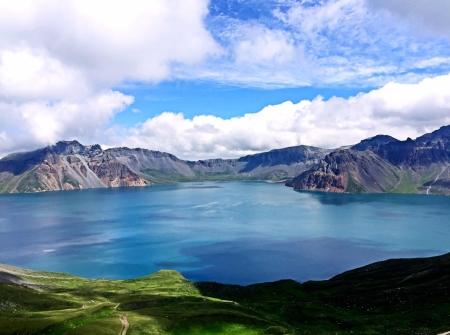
(112, 0, 450, 136)
(0, 0, 450, 158)
(117, 81, 364, 126)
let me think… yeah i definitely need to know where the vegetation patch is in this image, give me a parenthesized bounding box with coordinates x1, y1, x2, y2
(390, 170, 419, 193)
(346, 175, 366, 193)
(0, 253, 449, 334)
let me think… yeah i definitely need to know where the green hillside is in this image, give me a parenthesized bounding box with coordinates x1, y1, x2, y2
(1, 253, 449, 335)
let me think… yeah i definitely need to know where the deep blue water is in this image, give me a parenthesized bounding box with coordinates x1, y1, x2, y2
(0, 181, 449, 284)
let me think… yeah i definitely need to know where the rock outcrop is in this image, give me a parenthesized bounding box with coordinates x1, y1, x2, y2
(288, 125, 450, 195)
(287, 149, 400, 193)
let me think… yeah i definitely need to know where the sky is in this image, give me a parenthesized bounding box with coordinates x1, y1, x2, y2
(0, 0, 450, 159)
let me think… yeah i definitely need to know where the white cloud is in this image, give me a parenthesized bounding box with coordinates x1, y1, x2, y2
(0, 0, 450, 159)
(412, 57, 450, 69)
(0, 91, 133, 156)
(0, 48, 89, 101)
(175, 16, 312, 88)
(368, 0, 450, 38)
(276, 0, 364, 40)
(195, 0, 450, 87)
(270, 0, 413, 85)
(0, 0, 218, 91)
(0, 0, 218, 155)
(0, 0, 449, 92)
(117, 73, 450, 159)
(233, 24, 296, 65)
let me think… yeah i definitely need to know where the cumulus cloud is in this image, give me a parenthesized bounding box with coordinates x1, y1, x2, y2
(0, 0, 218, 92)
(0, 48, 89, 101)
(118, 73, 450, 159)
(0, 91, 133, 156)
(0, 0, 218, 155)
(0, 0, 449, 92)
(1, 0, 450, 158)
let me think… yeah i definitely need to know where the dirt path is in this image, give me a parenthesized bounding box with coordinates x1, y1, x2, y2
(119, 315, 129, 335)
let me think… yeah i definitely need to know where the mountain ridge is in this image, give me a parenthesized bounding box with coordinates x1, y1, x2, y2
(0, 140, 327, 193)
(1, 125, 449, 194)
(288, 125, 450, 195)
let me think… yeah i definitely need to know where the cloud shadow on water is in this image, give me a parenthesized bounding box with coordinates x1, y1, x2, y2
(179, 237, 439, 285)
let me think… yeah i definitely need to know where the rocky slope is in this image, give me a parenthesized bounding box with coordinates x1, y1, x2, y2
(0, 141, 327, 193)
(286, 149, 400, 193)
(1, 125, 449, 194)
(1, 253, 449, 334)
(288, 125, 450, 194)
(0, 141, 150, 193)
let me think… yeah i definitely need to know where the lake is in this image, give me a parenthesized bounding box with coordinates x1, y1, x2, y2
(0, 181, 449, 284)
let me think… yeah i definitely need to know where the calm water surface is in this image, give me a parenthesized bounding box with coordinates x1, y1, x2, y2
(0, 181, 449, 284)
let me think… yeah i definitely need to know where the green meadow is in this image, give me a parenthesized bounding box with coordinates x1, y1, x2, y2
(1, 253, 449, 335)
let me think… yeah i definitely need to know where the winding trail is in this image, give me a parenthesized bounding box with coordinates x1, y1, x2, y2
(426, 166, 448, 195)
(119, 315, 129, 335)
(114, 305, 129, 335)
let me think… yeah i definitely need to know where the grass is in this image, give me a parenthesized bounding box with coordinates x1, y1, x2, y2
(346, 175, 366, 193)
(1, 253, 449, 334)
(62, 175, 81, 188)
(16, 169, 44, 193)
(389, 170, 419, 193)
(389, 166, 448, 194)
(172, 322, 263, 335)
(0, 269, 278, 335)
(141, 169, 250, 183)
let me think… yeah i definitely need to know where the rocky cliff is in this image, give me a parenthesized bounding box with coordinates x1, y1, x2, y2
(288, 125, 450, 195)
(286, 149, 400, 193)
(0, 141, 150, 193)
(0, 141, 326, 193)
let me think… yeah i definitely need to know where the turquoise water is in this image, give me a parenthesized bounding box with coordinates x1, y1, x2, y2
(0, 181, 449, 284)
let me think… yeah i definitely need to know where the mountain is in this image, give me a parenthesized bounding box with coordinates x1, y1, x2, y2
(351, 134, 399, 151)
(286, 149, 401, 193)
(2, 125, 449, 194)
(288, 125, 450, 195)
(0, 141, 327, 193)
(1, 253, 449, 334)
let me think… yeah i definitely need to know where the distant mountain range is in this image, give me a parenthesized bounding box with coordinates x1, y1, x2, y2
(0, 125, 449, 194)
(0, 140, 327, 193)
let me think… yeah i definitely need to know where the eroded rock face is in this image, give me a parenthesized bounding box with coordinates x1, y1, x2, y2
(288, 171, 346, 192)
(374, 127, 450, 166)
(289, 125, 450, 195)
(0, 141, 150, 193)
(88, 160, 148, 187)
(0, 141, 327, 193)
(288, 150, 400, 193)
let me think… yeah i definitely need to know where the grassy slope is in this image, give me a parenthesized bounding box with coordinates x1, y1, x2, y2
(0, 268, 281, 335)
(1, 253, 450, 335)
(141, 169, 249, 183)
